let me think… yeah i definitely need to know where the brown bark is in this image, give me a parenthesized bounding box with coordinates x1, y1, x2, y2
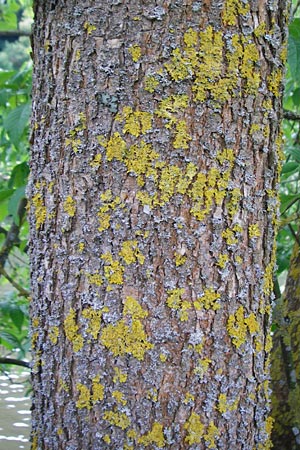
(29, 1, 289, 448)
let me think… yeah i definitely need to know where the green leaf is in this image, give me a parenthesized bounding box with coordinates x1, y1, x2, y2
(0, 70, 15, 86)
(292, 87, 300, 107)
(0, 188, 14, 202)
(8, 185, 26, 225)
(280, 193, 300, 214)
(281, 161, 299, 174)
(3, 102, 31, 147)
(9, 307, 24, 332)
(288, 18, 300, 78)
(0, 330, 22, 350)
(8, 162, 29, 188)
(285, 146, 300, 163)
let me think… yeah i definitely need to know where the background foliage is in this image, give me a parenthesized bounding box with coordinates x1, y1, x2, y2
(0, 0, 32, 369)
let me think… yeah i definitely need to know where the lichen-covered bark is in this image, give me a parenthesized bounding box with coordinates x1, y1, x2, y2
(29, 1, 289, 448)
(271, 234, 300, 450)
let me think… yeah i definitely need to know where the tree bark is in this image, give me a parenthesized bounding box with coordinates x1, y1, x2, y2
(29, 1, 289, 448)
(271, 233, 300, 450)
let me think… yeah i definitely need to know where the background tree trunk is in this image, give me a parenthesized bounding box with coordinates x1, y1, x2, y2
(271, 232, 300, 450)
(29, 1, 289, 448)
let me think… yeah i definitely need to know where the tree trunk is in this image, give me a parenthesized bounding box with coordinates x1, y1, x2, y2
(29, 1, 289, 448)
(271, 233, 300, 450)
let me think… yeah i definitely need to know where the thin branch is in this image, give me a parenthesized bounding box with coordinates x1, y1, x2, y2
(0, 265, 30, 298)
(0, 197, 27, 273)
(284, 110, 300, 121)
(288, 224, 300, 246)
(0, 357, 30, 368)
(293, 0, 300, 17)
(0, 30, 30, 39)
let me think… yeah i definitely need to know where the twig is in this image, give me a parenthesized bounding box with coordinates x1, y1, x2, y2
(292, 0, 300, 17)
(0, 265, 30, 298)
(0, 30, 30, 38)
(283, 110, 300, 121)
(0, 198, 27, 278)
(0, 357, 30, 369)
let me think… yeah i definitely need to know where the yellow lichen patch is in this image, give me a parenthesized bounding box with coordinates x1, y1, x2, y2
(159, 353, 167, 362)
(116, 106, 152, 137)
(227, 307, 260, 348)
(101, 252, 124, 285)
(217, 393, 228, 414)
(164, 48, 191, 82)
(268, 69, 283, 97)
(119, 240, 145, 265)
(103, 410, 131, 430)
(249, 223, 261, 239)
(100, 132, 127, 162)
(184, 412, 204, 445)
(84, 21, 96, 35)
(32, 190, 47, 229)
(249, 123, 261, 135)
(194, 288, 221, 311)
(123, 296, 148, 320)
(82, 307, 108, 339)
(101, 319, 153, 360)
(126, 141, 159, 186)
(184, 27, 198, 47)
(173, 120, 192, 149)
(254, 22, 267, 38)
(77, 242, 85, 253)
(217, 254, 229, 269)
(183, 392, 195, 404)
(147, 388, 158, 402)
(144, 75, 159, 93)
(177, 162, 198, 194)
(138, 422, 165, 448)
(64, 308, 84, 352)
(155, 94, 189, 128)
(49, 326, 59, 345)
(113, 367, 128, 383)
(87, 272, 103, 287)
(89, 154, 102, 168)
(98, 190, 123, 232)
(166, 288, 191, 321)
(227, 188, 241, 218)
(192, 26, 224, 102)
(76, 383, 91, 409)
(217, 393, 239, 414)
(227, 306, 247, 349)
(240, 39, 260, 94)
(222, 0, 250, 26)
(174, 252, 187, 267)
(204, 421, 219, 449)
(244, 313, 260, 335)
(63, 196, 76, 217)
(194, 358, 212, 378)
(263, 251, 276, 295)
(128, 45, 142, 62)
(103, 435, 111, 444)
(127, 429, 137, 440)
(92, 377, 105, 403)
(76, 376, 104, 409)
(65, 137, 81, 152)
(112, 390, 127, 406)
(222, 228, 238, 245)
(158, 165, 183, 204)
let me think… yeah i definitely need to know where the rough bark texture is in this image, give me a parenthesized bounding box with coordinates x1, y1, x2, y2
(271, 234, 300, 450)
(29, 1, 289, 449)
